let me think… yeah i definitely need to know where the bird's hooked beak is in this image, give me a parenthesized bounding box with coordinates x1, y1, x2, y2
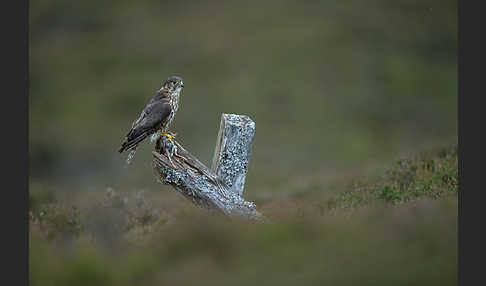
(179, 82, 184, 88)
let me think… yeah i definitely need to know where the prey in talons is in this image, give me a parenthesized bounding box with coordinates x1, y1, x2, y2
(158, 131, 190, 169)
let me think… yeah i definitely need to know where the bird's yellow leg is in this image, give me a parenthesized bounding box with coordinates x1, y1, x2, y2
(161, 132, 176, 140)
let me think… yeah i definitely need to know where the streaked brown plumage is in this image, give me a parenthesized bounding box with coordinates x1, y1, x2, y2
(118, 76, 184, 161)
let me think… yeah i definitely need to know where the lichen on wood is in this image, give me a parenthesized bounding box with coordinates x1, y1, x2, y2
(211, 114, 255, 197)
(152, 114, 263, 221)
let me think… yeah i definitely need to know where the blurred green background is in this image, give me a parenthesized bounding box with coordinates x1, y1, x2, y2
(29, 0, 457, 285)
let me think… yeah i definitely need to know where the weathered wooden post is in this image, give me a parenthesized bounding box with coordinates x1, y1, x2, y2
(152, 113, 264, 221)
(211, 114, 256, 197)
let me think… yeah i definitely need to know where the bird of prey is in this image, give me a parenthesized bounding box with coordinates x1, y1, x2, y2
(119, 76, 184, 164)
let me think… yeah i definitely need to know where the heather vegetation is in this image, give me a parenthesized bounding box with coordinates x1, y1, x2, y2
(29, 146, 457, 285)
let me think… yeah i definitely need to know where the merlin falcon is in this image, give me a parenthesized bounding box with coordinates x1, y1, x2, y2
(119, 76, 184, 164)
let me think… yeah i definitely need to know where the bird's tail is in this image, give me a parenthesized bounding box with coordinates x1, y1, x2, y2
(118, 144, 126, 153)
(118, 132, 148, 153)
(125, 148, 138, 166)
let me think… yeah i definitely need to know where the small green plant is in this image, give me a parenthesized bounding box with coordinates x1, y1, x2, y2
(379, 185, 402, 204)
(334, 145, 458, 208)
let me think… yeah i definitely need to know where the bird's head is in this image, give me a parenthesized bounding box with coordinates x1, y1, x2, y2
(162, 76, 184, 94)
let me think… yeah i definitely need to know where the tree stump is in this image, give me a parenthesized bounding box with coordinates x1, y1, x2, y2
(152, 114, 264, 221)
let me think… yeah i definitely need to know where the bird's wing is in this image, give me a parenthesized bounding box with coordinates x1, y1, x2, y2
(119, 96, 171, 153)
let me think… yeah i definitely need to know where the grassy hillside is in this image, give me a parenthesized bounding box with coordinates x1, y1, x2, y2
(29, 146, 457, 286)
